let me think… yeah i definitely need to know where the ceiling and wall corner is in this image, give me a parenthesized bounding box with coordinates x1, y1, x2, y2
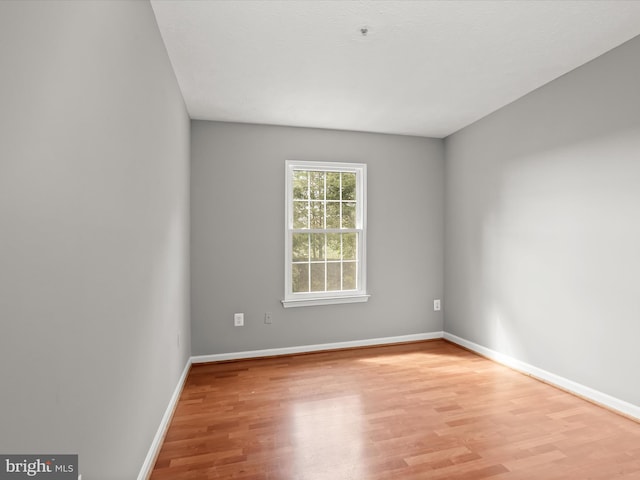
(150, 0, 640, 138)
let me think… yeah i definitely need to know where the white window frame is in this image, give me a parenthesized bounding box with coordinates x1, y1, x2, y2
(282, 160, 369, 308)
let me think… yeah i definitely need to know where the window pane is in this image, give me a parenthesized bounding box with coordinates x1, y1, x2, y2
(343, 262, 357, 290)
(310, 233, 325, 261)
(342, 202, 356, 228)
(309, 171, 325, 200)
(292, 264, 309, 293)
(327, 262, 341, 291)
(342, 173, 356, 200)
(343, 233, 356, 260)
(326, 202, 340, 229)
(326, 233, 341, 260)
(286, 162, 365, 302)
(293, 201, 308, 229)
(326, 172, 341, 200)
(292, 233, 309, 261)
(293, 171, 308, 199)
(309, 201, 324, 229)
(310, 263, 325, 292)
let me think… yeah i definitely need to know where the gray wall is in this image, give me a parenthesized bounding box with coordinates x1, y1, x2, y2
(191, 121, 444, 355)
(444, 35, 640, 406)
(0, 2, 190, 479)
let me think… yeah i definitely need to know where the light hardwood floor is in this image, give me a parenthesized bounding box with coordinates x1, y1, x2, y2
(151, 340, 640, 479)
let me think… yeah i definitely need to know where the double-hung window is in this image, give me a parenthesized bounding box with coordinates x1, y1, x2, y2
(283, 160, 368, 308)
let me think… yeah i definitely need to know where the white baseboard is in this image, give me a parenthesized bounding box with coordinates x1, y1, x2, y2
(443, 332, 640, 421)
(137, 358, 191, 480)
(191, 332, 444, 364)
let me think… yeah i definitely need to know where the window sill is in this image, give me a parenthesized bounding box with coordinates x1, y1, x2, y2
(281, 294, 370, 308)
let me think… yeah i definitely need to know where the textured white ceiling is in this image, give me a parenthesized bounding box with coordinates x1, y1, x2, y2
(151, 1, 640, 138)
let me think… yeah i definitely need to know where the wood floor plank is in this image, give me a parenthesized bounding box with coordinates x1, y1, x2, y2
(150, 340, 640, 479)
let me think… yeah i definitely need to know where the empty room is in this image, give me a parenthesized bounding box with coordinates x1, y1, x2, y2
(1, 1, 639, 479)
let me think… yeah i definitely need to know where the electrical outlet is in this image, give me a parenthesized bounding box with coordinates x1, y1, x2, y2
(264, 312, 272, 324)
(434, 299, 441, 311)
(234, 313, 244, 326)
